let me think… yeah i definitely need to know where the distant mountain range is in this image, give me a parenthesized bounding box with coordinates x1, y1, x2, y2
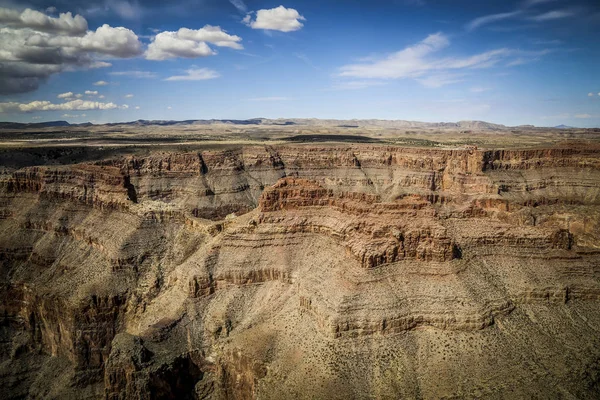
(0, 118, 585, 130)
(554, 124, 576, 129)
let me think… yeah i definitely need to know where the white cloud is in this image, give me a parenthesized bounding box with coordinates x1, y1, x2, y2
(75, 93, 82, 98)
(124, 94, 134, 98)
(0, 7, 87, 34)
(467, 1, 574, 31)
(339, 33, 450, 79)
(531, 9, 576, 22)
(109, 70, 157, 78)
(165, 67, 220, 81)
(57, 91, 74, 99)
(121, 104, 129, 109)
(0, 99, 120, 113)
(244, 6, 305, 32)
(0, 6, 143, 94)
(589, 93, 595, 97)
(230, 0, 247, 13)
(93, 80, 108, 86)
(99, 95, 105, 99)
(338, 33, 549, 87)
(167, 106, 172, 109)
(85, 90, 98, 95)
(135, 106, 140, 110)
(466, 11, 521, 31)
(575, 113, 592, 119)
(146, 26, 242, 60)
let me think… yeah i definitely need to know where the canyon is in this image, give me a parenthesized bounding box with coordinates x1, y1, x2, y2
(1, 123, 600, 399)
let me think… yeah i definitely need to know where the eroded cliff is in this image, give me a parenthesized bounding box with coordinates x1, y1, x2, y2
(1, 144, 600, 399)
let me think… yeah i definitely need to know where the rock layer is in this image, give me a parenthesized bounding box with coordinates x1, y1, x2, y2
(1, 144, 600, 399)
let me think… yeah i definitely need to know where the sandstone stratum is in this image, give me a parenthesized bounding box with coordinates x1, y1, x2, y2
(1, 129, 600, 398)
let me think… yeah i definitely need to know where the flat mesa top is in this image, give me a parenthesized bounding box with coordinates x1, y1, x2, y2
(0, 120, 599, 152)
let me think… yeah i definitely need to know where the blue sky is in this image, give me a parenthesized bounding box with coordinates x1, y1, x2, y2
(0, 0, 599, 126)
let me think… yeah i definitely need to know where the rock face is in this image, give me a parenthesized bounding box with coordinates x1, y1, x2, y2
(1, 144, 600, 399)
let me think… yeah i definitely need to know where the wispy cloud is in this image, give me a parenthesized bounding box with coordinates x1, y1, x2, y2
(109, 71, 158, 78)
(522, 0, 558, 7)
(467, 11, 522, 31)
(165, 67, 220, 81)
(337, 33, 543, 87)
(230, 0, 247, 13)
(294, 53, 320, 70)
(530, 9, 577, 22)
(467, 0, 577, 31)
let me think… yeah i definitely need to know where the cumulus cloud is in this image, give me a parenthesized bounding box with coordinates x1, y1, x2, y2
(244, 6, 305, 32)
(338, 33, 548, 87)
(124, 93, 134, 98)
(0, 6, 142, 94)
(0, 99, 120, 113)
(146, 25, 242, 60)
(93, 80, 108, 86)
(0, 7, 87, 34)
(165, 67, 220, 81)
(85, 90, 98, 95)
(28, 24, 143, 57)
(57, 91, 74, 99)
(589, 93, 595, 97)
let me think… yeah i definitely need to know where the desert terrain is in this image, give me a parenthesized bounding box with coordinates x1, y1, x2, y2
(1, 119, 600, 399)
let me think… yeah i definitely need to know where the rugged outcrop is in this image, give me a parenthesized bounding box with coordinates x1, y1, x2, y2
(1, 144, 600, 399)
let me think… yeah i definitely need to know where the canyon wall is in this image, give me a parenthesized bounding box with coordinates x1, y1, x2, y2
(1, 144, 600, 399)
